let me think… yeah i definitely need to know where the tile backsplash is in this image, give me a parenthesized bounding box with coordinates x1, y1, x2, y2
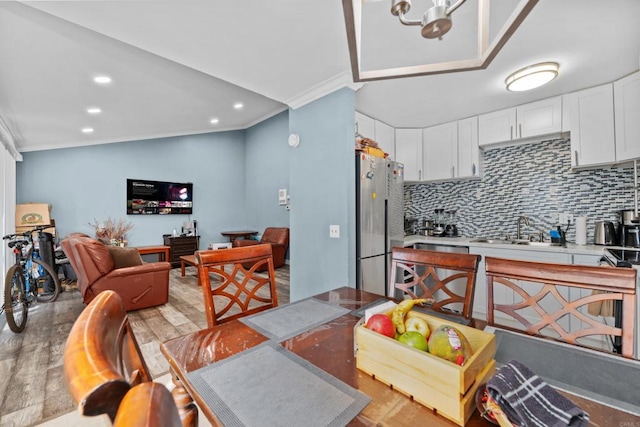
(404, 138, 635, 243)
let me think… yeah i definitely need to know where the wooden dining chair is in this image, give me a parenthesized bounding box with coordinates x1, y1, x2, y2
(196, 244, 279, 327)
(113, 382, 182, 427)
(388, 247, 481, 321)
(485, 256, 637, 357)
(63, 290, 197, 426)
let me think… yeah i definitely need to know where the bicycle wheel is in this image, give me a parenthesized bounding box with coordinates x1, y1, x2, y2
(4, 265, 28, 333)
(32, 258, 61, 303)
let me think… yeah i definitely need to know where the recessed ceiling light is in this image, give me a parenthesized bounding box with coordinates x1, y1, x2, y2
(93, 75, 112, 84)
(87, 107, 102, 114)
(505, 62, 559, 92)
(81, 127, 94, 133)
(210, 118, 219, 124)
(233, 102, 243, 110)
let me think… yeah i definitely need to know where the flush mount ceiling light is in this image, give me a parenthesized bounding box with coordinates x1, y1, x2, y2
(86, 107, 102, 114)
(342, 0, 539, 82)
(81, 127, 94, 133)
(93, 76, 112, 84)
(505, 62, 559, 91)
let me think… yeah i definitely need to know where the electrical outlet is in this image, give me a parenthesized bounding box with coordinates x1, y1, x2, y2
(558, 213, 574, 224)
(329, 225, 340, 239)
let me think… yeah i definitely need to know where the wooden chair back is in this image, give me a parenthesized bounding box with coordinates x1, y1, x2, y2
(389, 247, 481, 320)
(485, 256, 637, 357)
(196, 244, 279, 327)
(63, 289, 151, 421)
(113, 382, 182, 427)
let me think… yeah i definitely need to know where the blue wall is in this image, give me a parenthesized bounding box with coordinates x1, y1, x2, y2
(245, 111, 290, 232)
(288, 88, 356, 300)
(18, 130, 258, 249)
(17, 92, 358, 302)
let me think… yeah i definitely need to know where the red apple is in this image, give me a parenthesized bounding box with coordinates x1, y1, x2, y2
(366, 314, 395, 338)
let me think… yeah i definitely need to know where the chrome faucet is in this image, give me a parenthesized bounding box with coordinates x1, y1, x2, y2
(516, 215, 530, 240)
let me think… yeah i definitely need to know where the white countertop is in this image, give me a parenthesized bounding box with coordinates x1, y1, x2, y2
(402, 234, 611, 256)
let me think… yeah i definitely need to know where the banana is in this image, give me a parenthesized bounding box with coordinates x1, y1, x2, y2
(392, 298, 429, 334)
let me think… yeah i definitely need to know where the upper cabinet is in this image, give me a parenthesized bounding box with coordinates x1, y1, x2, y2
(355, 111, 395, 159)
(614, 71, 640, 162)
(457, 116, 481, 179)
(423, 117, 480, 181)
(395, 128, 423, 182)
(374, 120, 395, 160)
(478, 97, 562, 148)
(563, 84, 616, 168)
(355, 111, 375, 140)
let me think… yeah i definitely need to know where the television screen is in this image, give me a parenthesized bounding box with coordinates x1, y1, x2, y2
(127, 179, 193, 215)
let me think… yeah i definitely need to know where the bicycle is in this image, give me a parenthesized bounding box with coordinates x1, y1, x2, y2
(2, 225, 61, 333)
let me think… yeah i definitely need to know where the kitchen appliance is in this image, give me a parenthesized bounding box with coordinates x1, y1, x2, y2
(444, 209, 458, 237)
(594, 221, 617, 245)
(356, 153, 404, 296)
(433, 209, 446, 236)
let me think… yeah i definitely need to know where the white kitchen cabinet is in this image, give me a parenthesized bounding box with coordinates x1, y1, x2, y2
(478, 107, 516, 147)
(478, 96, 562, 147)
(374, 120, 395, 160)
(395, 128, 423, 181)
(423, 122, 457, 181)
(457, 116, 480, 179)
(421, 117, 480, 182)
(355, 111, 375, 140)
(614, 71, 640, 162)
(563, 84, 616, 168)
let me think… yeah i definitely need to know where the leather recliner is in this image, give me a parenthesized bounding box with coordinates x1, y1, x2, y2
(232, 227, 289, 271)
(61, 235, 171, 311)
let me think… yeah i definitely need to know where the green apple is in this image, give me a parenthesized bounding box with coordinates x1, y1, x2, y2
(397, 331, 428, 351)
(405, 317, 430, 339)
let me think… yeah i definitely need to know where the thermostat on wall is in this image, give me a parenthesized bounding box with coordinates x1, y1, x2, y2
(288, 133, 300, 148)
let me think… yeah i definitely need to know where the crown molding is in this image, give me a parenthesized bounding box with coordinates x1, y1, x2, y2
(0, 116, 22, 161)
(285, 70, 364, 109)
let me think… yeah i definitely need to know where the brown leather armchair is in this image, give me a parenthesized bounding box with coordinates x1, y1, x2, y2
(232, 227, 289, 270)
(61, 235, 171, 311)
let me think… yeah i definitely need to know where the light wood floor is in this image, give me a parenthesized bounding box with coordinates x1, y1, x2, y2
(0, 265, 290, 427)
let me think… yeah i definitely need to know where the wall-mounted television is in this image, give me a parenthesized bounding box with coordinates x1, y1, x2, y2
(127, 179, 193, 215)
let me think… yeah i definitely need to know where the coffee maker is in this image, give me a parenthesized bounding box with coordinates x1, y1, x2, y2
(619, 210, 640, 248)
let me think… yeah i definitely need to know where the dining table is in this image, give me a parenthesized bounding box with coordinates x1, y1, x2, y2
(160, 286, 640, 427)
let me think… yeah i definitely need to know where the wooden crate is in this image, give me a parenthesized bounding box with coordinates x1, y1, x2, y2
(355, 310, 496, 426)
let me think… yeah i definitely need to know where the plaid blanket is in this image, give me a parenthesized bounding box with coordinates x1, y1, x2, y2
(487, 360, 589, 427)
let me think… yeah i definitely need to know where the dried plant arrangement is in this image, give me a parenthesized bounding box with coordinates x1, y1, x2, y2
(89, 217, 134, 245)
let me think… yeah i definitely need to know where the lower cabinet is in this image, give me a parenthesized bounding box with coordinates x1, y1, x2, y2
(163, 235, 200, 267)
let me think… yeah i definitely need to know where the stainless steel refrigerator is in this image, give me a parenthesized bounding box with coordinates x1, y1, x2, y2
(356, 153, 405, 296)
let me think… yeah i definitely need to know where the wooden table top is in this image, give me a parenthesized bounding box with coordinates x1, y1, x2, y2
(160, 287, 640, 426)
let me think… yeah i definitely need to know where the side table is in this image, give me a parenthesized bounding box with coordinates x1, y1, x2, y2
(136, 245, 170, 262)
(220, 230, 258, 243)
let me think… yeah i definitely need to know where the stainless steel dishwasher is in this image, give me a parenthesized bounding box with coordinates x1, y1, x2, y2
(392, 243, 470, 315)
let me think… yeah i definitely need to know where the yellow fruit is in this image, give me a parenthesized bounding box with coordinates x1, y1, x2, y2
(405, 317, 430, 338)
(427, 325, 474, 365)
(392, 298, 428, 334)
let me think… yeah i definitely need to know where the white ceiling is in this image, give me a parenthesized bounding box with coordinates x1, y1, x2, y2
(1, 0, 639, 153)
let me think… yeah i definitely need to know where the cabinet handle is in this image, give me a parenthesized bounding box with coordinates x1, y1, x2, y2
(452, 166, 455, 178)
(519, 124, 522, 139)
(574, 150, 579, 166)
(472, 163, 477, 176)
(419, 170, 422, 181)
(510, 125, 513, 140)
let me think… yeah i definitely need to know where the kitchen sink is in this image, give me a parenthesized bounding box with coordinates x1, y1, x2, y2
(470, 238, 561, 247)
(470, 238, 512, 244)
(512, 241, 562, 247)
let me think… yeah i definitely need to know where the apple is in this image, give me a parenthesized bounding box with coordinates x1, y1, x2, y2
(397, 331, 428, 351)
(405, 317, 430, 339)
(366, 314, 395, 338)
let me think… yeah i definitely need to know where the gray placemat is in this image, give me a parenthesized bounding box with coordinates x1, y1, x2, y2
(487, 326, 640, 415)
(239, 297, 351, 341)
(187, 341, 371, 427)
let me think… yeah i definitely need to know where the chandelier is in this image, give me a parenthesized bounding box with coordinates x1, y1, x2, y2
(390, 0, 465, 40)
(342, 0, 539, 82)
